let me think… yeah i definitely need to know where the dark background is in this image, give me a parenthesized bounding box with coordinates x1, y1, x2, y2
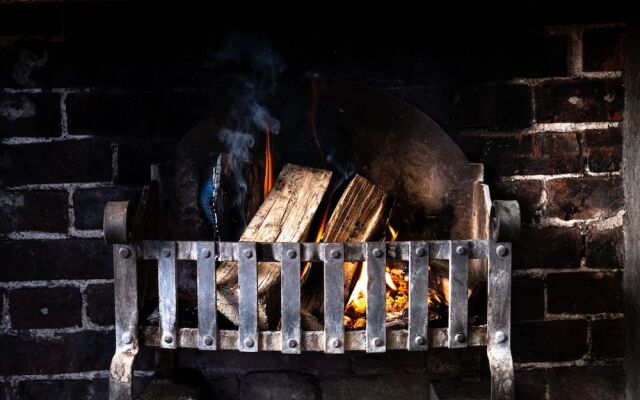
(0, 2, 630, 399)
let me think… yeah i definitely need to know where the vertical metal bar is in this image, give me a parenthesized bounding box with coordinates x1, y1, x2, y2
(408, 241, 429, 350)
(488, 243, 514, 400)
(323, 243, 345, 354)
(281, 243, 301, 354)
(238, 242, 258, 352)
(109, 244, 139, 400)
(448, 240, 469, 348)
(366, 242, 386, 353)
(158, 241, 177, 350)
(197, 242, 216, 350)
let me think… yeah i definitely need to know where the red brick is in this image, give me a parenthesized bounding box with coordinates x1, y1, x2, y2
(492, 180, 543, 223)
(9, 287, 82, 329)
(583, 27, 625, 72)
(586, 226, 623, 269)
(512, 320, 588, 363)
(535, 79, 624, 123)
(547, 271, 623, 314)
(545, 176, 623, 220)
(513, 226, 583, 269)
(582, 128, 622, 172)
(0, 190, 68, 233)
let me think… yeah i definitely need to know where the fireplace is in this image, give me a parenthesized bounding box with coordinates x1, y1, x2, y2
(0, 4, 628, 400)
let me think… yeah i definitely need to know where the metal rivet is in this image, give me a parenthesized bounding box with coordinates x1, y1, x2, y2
(372, 248, 383, 258)
(204, 336, 214, 346)
(288, 339, 298, 348)
(414, 335, 426, 346)
(119, 247, 131, 259)
(330, 249, 341, 259)
(496, 245, 508, 257)
(287, 249, 297, 259)
(201, 249, 211, 259)
(244, 337, 255, 348)
(243, 249, 254, 259)
(373, 337, 384, 347)
(331, 338, 342, 348)
(162, 248, 171, 258)
(494, 331, 507, 344)
(164, 334, 173, 344)
(454, 333, 466, 343)
(121, 332, 133, 345)
(415, 247, 425, 257)
(455, 245, 466, 255)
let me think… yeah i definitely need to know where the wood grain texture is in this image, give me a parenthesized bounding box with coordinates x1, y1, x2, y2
(215, 164, 332, 328)
(301, 174, 389, 317)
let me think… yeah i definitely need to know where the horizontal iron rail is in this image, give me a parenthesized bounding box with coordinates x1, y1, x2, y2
(142, 326, 488, 351)
(135, 240, 492, 262)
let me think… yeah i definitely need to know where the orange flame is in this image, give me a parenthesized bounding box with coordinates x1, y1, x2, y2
(343, 224, 449, 329)
(301, 205, 331, 280)
(263, 126, 273, 198)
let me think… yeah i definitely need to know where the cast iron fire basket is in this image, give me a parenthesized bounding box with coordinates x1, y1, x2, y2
(104, 201, 515, 400)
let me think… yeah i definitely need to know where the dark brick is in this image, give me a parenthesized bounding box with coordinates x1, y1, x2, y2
(321, 373, 431, 400)
(242, 372, 315, 400)
(586, 226, 623, 269)
(0, 93, 60, 137)
(86, 283, 114, 326)
(512, 320, 588, 363)
(512, 277, 544, 321)
(0, 190, 68, 233)
(0, 5, 62, 37)
(16, 379, 108, 400)
(547, 271, 623, 314)
(513, 226, 583, 269)
(583, 27, 625, 72)
(9, 287, 82, 329)
(548, 365, 624, 400)
(116, 138, 178, 185)
(546, 176, 623, 220)
(515, 370, 547, 400)
(591, 318, 624, 360)
(0, 330, 114, 374)
(67, 91, 211, 138)
(535, 79, 624, 123)
(0, 382, 7, 399)
(457, 84, 532, 129)
(73, 187, 141, 230)
(0, 39, 53, 88)
(582, 128, 622, 172)
(0, 139, 112, 185)
(491, 180, 543, 223)
(0, 239, 111, 281)
(460, 132, 581, 176)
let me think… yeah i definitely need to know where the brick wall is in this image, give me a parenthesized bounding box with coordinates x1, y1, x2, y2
(0, 4, 626, 400)
(453, 24, 626, 400)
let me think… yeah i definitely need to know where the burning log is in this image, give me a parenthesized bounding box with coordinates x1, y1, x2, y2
(300, 174, 390, 323)
(215, 163, 333, 329)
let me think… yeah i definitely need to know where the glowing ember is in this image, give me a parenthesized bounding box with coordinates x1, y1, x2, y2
(263, 126, 273, 198)
(343, 224, 448, 329)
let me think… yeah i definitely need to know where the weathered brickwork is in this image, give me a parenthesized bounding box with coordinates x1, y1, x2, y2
(0, 4, 626, 399)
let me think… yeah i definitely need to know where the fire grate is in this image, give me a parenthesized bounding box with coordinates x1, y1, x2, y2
(106, 212, 513, 400)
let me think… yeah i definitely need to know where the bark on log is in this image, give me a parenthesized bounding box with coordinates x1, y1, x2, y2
(300, 174, 389, 318)
(216, 164, 333, 329)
